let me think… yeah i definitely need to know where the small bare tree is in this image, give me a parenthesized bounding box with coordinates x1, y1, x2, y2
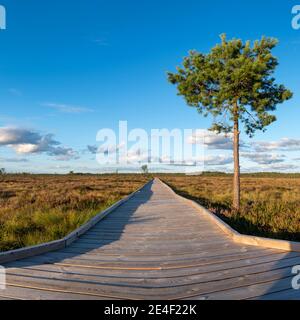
(141, 165, 149, 174)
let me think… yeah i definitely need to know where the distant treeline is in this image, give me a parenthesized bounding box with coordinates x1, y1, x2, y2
(1, 171, 300, 178)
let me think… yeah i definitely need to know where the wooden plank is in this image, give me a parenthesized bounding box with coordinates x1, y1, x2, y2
(4, 282, 129, 300)
(0, 286, 104, 300)
(5, 248, 281, 272)
(4, 252, 291, 278)
(4, 275, 149, 299)
(5, 255, 300, 290)
(3, 253, 295, 286)
(184, 276, 295, 300)
(61, 243, 278, 256)
(67, 239, 235, 251)
(0, 295, 19, 300)
(252, 289, 300, 300)
(59, 245, 273, 258)
(3, 266, 296, 300)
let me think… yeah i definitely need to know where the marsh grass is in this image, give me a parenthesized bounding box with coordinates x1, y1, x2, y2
(1, 173, 299, 251)
(0, 174, 148, 251)
(160, 174, 300, 242)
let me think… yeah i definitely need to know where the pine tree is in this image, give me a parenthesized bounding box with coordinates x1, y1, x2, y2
(168, 34, 293, 211)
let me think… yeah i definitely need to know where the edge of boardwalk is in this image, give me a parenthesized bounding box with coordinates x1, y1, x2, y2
(0, 179, 154, 265)
(2, 177, 300, 266)
(158, 178, 300, 253)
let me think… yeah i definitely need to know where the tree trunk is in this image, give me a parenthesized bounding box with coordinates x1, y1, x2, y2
(233, 104, 240, 211)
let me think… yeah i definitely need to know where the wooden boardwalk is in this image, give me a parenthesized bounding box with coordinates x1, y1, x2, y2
(1, 179, 299, 300)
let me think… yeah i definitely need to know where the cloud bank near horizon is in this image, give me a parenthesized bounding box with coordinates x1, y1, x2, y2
(0, 127, 79, 161)
(1, 126, 299, 173)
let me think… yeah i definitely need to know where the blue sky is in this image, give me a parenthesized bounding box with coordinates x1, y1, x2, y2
(0, 0, 300, 173)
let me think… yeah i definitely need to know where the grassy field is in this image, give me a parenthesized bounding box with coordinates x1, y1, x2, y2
(1, 173, 299, 252)
(0, 174, 149, 252)
(160, 173, 300, 242)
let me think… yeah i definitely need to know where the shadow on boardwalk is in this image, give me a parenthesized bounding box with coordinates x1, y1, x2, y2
(3, 181, 154, 269)
(166, 183, 300, 242)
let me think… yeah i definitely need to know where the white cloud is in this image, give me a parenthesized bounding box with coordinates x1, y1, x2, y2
(120, 148, 150, 163)
(0, 127, 79, 161)
(87, 145, 98, 154)
(163, 154, 233, 167)
(268, 164, 299, 171)
(202, 155, 233, 166)
(252, 138, 300, 152)
(0, 157, 29, 163)
(241, 152, 286, 165)
(87, 143, 125, 155)
(12, 144, 40, 154)
(245, 163, 300, 173)
(93, 38, 109, 46)
(188, 130, 234, 150)
(0, 127, 40, 145)
(8, 88, 22, 96)
(42, 102, 94, 114)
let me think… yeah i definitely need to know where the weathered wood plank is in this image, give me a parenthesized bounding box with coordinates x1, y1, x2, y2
(184, 276, 295, 300)
(5, 256, 300, 291)
(252, 289, 300, 300)
(3, 266, 296, 300)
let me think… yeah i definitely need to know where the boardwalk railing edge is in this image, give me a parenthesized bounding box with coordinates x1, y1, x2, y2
(157, 178, 300, 253)
(0, 179, 154, 264)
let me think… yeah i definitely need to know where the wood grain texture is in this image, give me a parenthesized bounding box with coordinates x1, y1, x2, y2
(1, 179, 299, 300)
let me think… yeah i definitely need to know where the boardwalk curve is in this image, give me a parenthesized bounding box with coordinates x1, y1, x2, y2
(0, 179, 299, 300)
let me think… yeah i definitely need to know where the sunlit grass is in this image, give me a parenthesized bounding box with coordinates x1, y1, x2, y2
(1, 173, 299, 251)
(0, 174, 149, 251)
(160, 174, 300, 242)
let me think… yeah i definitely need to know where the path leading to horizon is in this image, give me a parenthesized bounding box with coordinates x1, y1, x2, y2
(1, 179, 299, 300)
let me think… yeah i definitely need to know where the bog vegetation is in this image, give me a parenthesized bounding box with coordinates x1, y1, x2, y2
(0, 174, 148, 252)
(1, 173, 299, 252)
(160, 173, 300, 242)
